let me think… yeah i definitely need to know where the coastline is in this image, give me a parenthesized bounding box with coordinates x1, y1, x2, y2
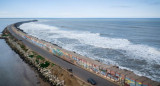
(2, 20, 160, 86)
(3, 22, 91, 86)
(14, 21, 160, 86)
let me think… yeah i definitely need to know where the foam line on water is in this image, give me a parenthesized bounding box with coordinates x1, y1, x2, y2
(19, 22, 160, 81)
(20, 22, 160, 64)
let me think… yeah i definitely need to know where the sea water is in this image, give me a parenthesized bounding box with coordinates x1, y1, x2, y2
(19, 18, 160, 82)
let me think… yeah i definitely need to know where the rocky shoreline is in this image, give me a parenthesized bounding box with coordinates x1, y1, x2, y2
(3, 28, 55, 86)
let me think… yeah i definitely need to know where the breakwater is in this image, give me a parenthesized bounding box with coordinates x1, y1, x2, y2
(8, 20, 160, 86)
(3, 23, 90, 86)
(3, 28, 64, 86)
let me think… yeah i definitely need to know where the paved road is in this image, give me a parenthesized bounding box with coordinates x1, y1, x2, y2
(8, 25, 118, 86)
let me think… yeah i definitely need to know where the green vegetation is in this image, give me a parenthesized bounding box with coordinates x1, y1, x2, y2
(2, 34, 8, 36)
(100, 69, 106, 72)
(36, 55, 45, 60)
(40, 61, 50, 68)
(36, 59, 39, 64)
(9, 34, 14, 39)
(20, 44, 25, 49)
(29, 55, 34, 58)
(52, 63, 55, 67)
(20, 44, 28, 52)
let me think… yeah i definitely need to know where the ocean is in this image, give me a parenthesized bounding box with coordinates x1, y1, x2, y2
(3, 18, 160, 82)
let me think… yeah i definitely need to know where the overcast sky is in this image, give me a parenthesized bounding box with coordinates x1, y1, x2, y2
(0, 0, 160, 18)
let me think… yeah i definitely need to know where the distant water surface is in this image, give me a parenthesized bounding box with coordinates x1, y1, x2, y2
(19, 18, 160, 82)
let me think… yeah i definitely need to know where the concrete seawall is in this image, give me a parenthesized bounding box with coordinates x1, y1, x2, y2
(8, 21, 160, 86)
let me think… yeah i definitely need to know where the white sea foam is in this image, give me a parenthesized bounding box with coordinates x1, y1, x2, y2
(20, 22, 160, 63)
(20, 22, 160, 81)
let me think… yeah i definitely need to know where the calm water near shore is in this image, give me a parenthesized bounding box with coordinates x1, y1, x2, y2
(0, 19, 44, 86)
(0, 39, 39, 86)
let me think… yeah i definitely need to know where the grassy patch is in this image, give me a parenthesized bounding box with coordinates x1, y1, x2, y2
(29, 55, 34, 58)
(40, 61, 50, 68)
(36, 55, 45, 60)
(36, 59, 39, 64)
(52, 63, 55, 66)
(20, 44, 28, 52)
(20, 44, 25, 49)
(2, 34, 8, 36)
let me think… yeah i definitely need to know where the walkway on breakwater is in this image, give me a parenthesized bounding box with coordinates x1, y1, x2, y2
(7, 25, 118, 86)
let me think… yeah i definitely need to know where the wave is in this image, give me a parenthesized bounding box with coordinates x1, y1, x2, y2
(19, 22, 160, 81)
(20, 22, 160, 63)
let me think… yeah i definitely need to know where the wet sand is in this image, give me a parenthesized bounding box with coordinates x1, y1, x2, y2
(0, 39, 50, 86)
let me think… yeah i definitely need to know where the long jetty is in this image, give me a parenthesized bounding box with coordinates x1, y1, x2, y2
(5, 20, 160, 86)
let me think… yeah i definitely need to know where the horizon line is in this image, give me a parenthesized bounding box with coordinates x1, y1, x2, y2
(0, 17, 160, 19)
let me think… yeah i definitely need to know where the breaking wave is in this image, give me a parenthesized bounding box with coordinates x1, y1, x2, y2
(19, 22, 160, 81)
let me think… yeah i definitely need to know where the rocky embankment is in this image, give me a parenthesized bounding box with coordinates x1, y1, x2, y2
(0, 34, 7, 39)
(2, 27, 90, 86)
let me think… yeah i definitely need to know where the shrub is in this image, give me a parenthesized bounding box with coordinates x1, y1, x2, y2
(20, 45, 25, 49)
(36, 59, 39, 64)
(40, 61, 50, 68)
(2, 34, 8, 36)
(36, 55, 45, 60)
(52, 63, 55, 66)
(29, 55, 34, 58)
